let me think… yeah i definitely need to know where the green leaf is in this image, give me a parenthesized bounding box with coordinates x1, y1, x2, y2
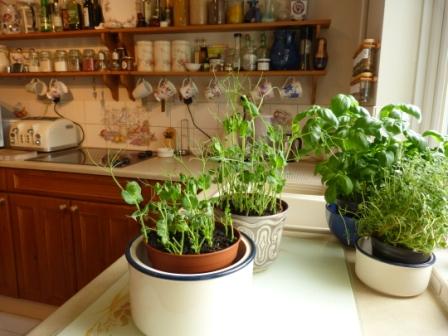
(121, 181, 143, 205)
(336, 175, 353, 195)
(376, 151, 395, 166)
(379, 104, 395, 119)
(317, 108, 339, 127)
(330, 94, 352, 116)
(324, 184, 337, 204)
(422, 130, 444, 143)
(350, 130, 369, 150)
(353, 106, 370, 118)
(293, 111, 308, 123)
(398, 104, 422, 122)
(240, 95, 260, 117)
(405, 130, 428, 151)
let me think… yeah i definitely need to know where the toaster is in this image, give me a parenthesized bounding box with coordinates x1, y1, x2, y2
(9, 117, 81, 152)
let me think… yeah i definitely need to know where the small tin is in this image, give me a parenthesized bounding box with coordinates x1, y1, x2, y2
(257, 58, 270, 71)
(121, 56, 134, 70)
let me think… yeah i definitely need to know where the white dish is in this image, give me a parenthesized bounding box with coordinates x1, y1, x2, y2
(157, 147, 174, 158)
(184, 63, 201, 72)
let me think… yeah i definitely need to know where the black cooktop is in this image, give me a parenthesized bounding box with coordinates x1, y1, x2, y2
(28, 147, 154, 168)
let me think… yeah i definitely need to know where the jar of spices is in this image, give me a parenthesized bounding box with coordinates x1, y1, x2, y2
(121, 56, 134, 70)
(67, 49, 81, 71)
(82, 49, 95, 72)
(190, 0, 207, 24)
(38, 51, 52, 72)
(54, 50, 68, 72)
(110, 49, 121, 70)
(227, 0, 243, 23)
(95, 50, 108, 71)
(173, 0, 188, 26)
(28, 50, 40, 72)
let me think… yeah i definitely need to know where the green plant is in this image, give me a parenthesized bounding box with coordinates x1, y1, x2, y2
(356, 154, 448, 254)
(295, 94, 430, 205)
(112, 167, 234, 255)
(210, 87, 301, 216)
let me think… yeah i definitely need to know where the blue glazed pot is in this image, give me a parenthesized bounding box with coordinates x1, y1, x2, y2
(325, 204, 358, 247)
(269, 29, 299, 70)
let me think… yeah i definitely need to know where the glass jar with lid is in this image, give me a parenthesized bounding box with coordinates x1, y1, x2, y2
(226, 0, 243, 23)
(28, 50, 40, 72)
(38, 50, 52, 72)
(82, 49, 95, 72)
(67, 49, 81, 71)
(54, 50, 68, 72)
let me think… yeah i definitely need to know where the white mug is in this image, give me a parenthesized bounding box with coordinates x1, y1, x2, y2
(132, 78, 153, 99)
(280, 77, 303, 99)
(204, 78, 222, 100)
(49, 78, 68, 94)
(25, 78, 47, 96)
(179, 77, 198, 100)
(251, 79, 275, 101)
(154, 78, 177, 101)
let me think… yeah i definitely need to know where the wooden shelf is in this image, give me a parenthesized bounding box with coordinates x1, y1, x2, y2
(0, 20, 331, 41)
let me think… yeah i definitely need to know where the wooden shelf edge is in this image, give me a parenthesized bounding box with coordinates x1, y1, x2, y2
(0, 19, 331, 41)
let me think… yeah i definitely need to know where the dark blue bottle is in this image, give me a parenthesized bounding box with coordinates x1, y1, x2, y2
(270, 30, 299, 70)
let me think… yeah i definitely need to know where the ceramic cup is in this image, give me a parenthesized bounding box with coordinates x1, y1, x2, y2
(179, 77, 199, 100)
(204, 78, 222, 100)
(250, 79, 275, 101)
(49, 78, 69, 94)
(280, 77, 303, 99)
(154, 78, 177, 101)
(26, 78, 48, 97)
(132, 78, 153, 99)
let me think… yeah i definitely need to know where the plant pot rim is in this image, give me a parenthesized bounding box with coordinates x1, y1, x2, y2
(216, 198, 289, 218)
(355, 236, 436, 268)
(126, 232, 256, 281)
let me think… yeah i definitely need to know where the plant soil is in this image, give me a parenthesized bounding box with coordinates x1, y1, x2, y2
(221, 198, 288, 217)
(148, 225, 235, 255)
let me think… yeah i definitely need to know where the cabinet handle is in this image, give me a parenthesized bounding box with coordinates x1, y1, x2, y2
(70, 205, 79, 213)
(59, 204, 67, 211)
(0, 198, 5, 205)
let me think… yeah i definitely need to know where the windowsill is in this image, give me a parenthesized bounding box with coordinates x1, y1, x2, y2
(430, 250, 448, 311)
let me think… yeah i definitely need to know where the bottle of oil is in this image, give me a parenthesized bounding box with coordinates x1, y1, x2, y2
(40, 0, 52, 32)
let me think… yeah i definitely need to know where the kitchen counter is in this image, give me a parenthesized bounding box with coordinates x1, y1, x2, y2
(0, 155, 325, 195)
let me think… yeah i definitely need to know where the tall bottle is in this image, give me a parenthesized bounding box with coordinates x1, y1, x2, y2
(93, 0, 103, 26)
(40, 0, 52, 32)
(257, 32, 268, 59)
(233, 33, 242, 71)
(51, 0, 63, 31)
(242, 34, 257, 70)
(82, 0, 95, 29)
(60, 0, 71, 30)
(142, 0, 153, 26)
(66, 0, 82, 30)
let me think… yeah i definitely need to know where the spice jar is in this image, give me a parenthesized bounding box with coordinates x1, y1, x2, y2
(95, 50, 108, 71)
(54, 50, 68, 72)
(28, 50, 40, 72)
(82, 49, 95, 72)
(190, 0, 207, 24)
(67, 49, 81, 71)
(227, 0, 243, 23)
(173, 0, 188, 26)
(121, 56, 134, 70)
(38, 51, 52, 72)
(110, 49, 121, 70)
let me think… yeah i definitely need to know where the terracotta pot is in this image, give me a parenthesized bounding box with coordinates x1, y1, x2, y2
(216, 199, 289, 272)
(146, 229, 241, 274)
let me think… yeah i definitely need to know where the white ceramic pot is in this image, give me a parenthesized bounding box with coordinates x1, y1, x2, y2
(355, 237, 436, 297)
(220, 200, 288, 272)
(102, 0, 137, 28)
(171, 40, 191, 72)
(126, 233, 255, 336)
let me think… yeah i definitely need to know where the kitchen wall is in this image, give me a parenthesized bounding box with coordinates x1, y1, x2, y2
(0, 0, 368, 152)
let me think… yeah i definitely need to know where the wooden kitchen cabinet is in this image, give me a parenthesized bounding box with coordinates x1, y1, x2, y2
(4, 168, 149, 305)
(9, 194, 76, 305)
(0, 193, 18, 297)
(72, 200, 138, 289)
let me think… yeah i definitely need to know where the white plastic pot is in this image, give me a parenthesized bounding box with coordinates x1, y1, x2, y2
(355, 237, 436, 297)
(126, 233, 255, 336)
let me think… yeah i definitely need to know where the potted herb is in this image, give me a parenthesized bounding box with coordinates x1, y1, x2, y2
(296, 94, 425, 245)
(355, 152, 448, 297)
(111, 167, 256, 336)
(209, 78, 302, 271)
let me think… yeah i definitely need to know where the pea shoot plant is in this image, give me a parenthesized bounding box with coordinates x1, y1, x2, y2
(111, 167, 233, 255)
(209, 77, 302, 216)
(357, 154, 448, 253)
(294, 94, 440, 207)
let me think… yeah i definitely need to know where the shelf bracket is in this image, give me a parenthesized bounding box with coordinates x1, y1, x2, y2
(102, 75, 120, 101)
(100, 32, 119, 51)
(118, 32, 135, 59)
(120, 75, 135, 101)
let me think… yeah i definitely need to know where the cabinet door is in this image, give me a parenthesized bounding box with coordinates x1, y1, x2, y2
(0, 193, 18, 297)
(9, 194, 77, 305)
(72, 201, 138, 289)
